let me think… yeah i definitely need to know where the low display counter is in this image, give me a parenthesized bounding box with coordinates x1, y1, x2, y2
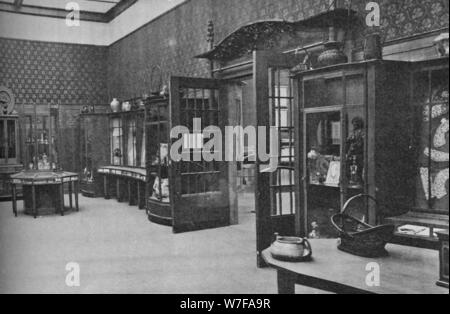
(10, 171, 79, 218)
(98, 166, 146, 209)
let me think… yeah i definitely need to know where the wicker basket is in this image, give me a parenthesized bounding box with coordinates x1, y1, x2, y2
(331, 194, 395, 258)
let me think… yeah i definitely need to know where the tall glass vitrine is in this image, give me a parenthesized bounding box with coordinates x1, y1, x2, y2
(0, 114, 21, 199)
(295, 60, 414, 240)
(22, 104, 59, 171)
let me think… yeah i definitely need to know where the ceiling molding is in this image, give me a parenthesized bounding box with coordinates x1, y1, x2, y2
(0, 0, 138, 23)
(106, 0, 138, 21)
(13, 0, 23, 9)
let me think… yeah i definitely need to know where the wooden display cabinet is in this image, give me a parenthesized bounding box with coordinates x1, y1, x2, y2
(98, 105, 147, 207)
(0, 114, 22, 200)
(293, 60, 414, 239)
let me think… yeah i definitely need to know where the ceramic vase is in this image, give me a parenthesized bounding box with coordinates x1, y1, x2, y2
(122, 101, 132, 112)
(110, 98, 120, 113)
(317, 41, 348, 68)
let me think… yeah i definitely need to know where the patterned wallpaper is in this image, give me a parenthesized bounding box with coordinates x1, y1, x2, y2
(0, 38, 108, 172)
(106, 0, 213, 101)
(352, 0, 449, 48)
(0, 0, 448, 106)
(107, 0, 449, 100)
(0, 38, 108, 107)
(0, 0, 447, 174)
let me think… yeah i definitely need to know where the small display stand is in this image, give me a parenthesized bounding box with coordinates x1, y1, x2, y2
(10, 171, 79, 218)
(11, 104, 80, 217)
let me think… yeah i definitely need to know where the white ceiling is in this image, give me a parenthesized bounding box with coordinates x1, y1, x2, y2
(0, 0, 188, 45)
(1, 0, 121, 13)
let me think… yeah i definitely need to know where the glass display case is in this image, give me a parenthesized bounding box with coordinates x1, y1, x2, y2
(411, 59, 449, 214)
(295, 60, 414, 239)
(97, 103, 147, 207)
(142, 76, 233, 233)
(22, 104, 59, 171)
(109, 109, 145, 168)
(386, 57, 449, 248)
(79, 112, 110, 197)
(145, 96, 171, 225)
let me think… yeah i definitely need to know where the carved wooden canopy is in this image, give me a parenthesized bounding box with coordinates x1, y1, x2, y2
(196, 9, 359, 62)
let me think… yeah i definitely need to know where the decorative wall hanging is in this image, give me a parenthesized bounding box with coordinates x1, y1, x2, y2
(0, 86, 15, 115)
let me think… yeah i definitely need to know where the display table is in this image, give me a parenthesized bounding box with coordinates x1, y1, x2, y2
(10, 171, 79, 218)
(262, 239, 447, 294)
(98, 166, 146, 209)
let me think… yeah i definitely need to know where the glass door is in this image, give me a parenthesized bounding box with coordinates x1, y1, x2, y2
(254, 50, 300, 267)
(169, 76, 232, 233)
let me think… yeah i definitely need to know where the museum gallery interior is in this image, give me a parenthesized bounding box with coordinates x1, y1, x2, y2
(0, 0, 448, 294)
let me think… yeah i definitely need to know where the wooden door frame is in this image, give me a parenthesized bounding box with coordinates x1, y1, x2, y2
(254, 50, 302, 267)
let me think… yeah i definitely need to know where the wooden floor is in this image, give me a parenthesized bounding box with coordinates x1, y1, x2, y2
(0, 193, 328, 294)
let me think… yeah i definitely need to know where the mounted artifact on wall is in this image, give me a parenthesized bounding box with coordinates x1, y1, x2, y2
(0, 86, 15, 115)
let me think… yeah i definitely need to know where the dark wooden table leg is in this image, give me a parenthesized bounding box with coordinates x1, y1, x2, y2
(104, 175, 110, 200)
(277, 270, 296, 294)
(32, 185, 37, 219)
(68, 180, 73, 209)
(74, 181, 79, 212)
(60, 183, 65, 216)
(12, 184, 17, 217)
(137, 181, 143, 209)
(117, 177, 121, 202)
(128, 180, 132, 206)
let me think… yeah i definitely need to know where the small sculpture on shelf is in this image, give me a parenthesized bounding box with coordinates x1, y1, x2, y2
(346, 117, 365, 186)
(122, 101, 132, 112)
(308, 221, 321, 239)
(349, 155, 360, 186)
(113, 148, 122, 165)
(81, 106, 90, 114)
(153, 176, 170, 201)
(83, 167, 95, 183)
(38, 153, 51, 170)
(160, 85, 169, 98)
(307, 148, 325, 184)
